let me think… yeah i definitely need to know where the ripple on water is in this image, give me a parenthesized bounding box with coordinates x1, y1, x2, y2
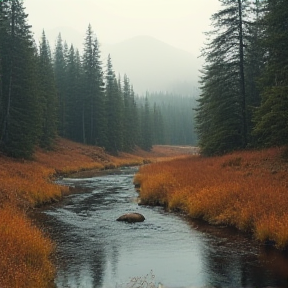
(42, 167, 288, 288)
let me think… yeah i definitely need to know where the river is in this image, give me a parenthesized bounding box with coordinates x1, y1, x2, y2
(38, 166, 288, 288)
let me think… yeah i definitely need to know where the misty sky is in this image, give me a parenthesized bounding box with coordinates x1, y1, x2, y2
(24, 0, 221, 57)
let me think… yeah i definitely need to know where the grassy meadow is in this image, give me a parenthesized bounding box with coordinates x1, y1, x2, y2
(0, 138, 192, 288)
(134, 147, 288, 249)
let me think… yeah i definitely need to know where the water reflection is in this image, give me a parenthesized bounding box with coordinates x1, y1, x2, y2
(189, 220, 288, 287)
(39, 167, 288, 288)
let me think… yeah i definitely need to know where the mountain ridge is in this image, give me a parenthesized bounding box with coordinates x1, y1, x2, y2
(101, 35, 201, 95)
(42, 28, 201, 95)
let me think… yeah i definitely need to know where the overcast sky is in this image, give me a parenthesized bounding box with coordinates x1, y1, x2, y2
(24, 0, 221, 57)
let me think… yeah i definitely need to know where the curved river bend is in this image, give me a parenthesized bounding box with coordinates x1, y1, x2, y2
(39, 167, 288, 288)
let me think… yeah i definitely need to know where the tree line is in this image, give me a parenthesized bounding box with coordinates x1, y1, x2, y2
(0, 0, 196, 159)
(137, 92, 198, 146)
(196, 0, 288, 156)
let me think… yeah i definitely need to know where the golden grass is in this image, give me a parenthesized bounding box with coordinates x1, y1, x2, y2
(0, 206, 55, 288)
(135, 147, 288, 249)
(0, 138, 192, 288)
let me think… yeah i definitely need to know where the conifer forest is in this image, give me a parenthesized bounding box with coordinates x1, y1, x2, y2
(1, 1, 288, 287)
(0, 0, 197, 159)
(0, 0, 288, 158)
(196, 0, 288, 155)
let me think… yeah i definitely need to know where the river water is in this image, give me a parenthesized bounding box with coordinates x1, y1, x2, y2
(39, 166, 288, 288)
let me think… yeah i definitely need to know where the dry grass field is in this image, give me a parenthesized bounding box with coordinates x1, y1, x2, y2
(135, 147, 288, 249)
(0, 138, 191, 288)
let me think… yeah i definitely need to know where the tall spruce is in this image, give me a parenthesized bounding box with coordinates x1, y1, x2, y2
(0, 2, 4, 126)
(140, 96, 152, 151)
(0, 0, 40, 158)
(38, 31, 58, 149)
(54, 33, 67, 137)
(105, 55, 123, 153)
(82, 24, 107, 146)
(65, 46, 83, 142)
(152, 103, 165, 145)
(253, 0, 288, 146)
(244, 0, 266, 145)
(196, 0, 251, 155)
(122, 74, 137, 151)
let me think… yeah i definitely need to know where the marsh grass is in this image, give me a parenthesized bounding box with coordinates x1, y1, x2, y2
(135, 147, 288, 249)
(0, 138, 191, 288)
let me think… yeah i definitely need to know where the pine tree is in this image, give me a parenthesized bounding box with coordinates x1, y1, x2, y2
(0, 1, 5, 125)
(82, 24, 107, 146)
(65, 45, 83, 142)
(54, 33, 67, 137)
(38, 31, 58, 149)
(122, 74, 137, 151)
(0, 0, 40, 158)
(136, 93, 197, 146)
(152, 103, 164, 145)
(245, 0, 266, 145)
(196, 0, 252, 155)
(253, 0, 288, 146)
(130, 85, 140, 149)
(105, 55, 123, 153)
(140, 96, 152, 151)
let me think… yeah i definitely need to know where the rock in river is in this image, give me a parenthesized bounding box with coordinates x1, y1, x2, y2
(116, 213, 145, 223)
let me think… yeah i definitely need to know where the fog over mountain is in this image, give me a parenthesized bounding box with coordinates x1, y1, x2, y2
(43, 28, 201, 96)
(101, 36, 201, 96)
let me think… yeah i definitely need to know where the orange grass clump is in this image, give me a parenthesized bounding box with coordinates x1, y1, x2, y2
(135, 147, 288, 249)
(0, 138, 193, 288)
(0, 206, 55, 288)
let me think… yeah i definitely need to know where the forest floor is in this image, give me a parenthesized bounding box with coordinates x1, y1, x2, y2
(135, 146, 288, 251)
(0, 138, 195, 288)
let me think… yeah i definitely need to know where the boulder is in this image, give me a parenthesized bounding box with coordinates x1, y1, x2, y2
(116, 213, 145, 223)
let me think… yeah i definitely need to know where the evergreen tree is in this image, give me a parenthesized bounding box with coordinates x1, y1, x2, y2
(0, 0, 40, 158)
(136, 93, 197, 146)
(140, 96, 152, 151)
(54, 33, 67, 137)
(244, 0, 266, 145)
(122, 74, 137, 151)
(82, 24, 107, 146)
(105, 55, 123, 153)
(152, 103, 164, 145)
(65, 46, 84, 142)
(130, 86, 139, 147)
(253, 0, 288, 146)
(0, 1, 5, 125)
(38, 31, 58, 149)
(196, 0, 252, 155)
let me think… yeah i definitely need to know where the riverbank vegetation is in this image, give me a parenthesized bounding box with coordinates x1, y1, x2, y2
(0, 138, 193, 288)
(135, 147, 288, 249)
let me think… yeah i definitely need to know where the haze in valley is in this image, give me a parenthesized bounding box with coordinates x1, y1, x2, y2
(24, 0, 222, 95)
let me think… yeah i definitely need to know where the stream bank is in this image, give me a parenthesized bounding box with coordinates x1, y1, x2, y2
(0, 138, 193, 288)
(38, 166, 288, 288)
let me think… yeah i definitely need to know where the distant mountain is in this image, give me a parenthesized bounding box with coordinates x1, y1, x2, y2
(101, 36, 201, 96)
(41, 30, 201, 96)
